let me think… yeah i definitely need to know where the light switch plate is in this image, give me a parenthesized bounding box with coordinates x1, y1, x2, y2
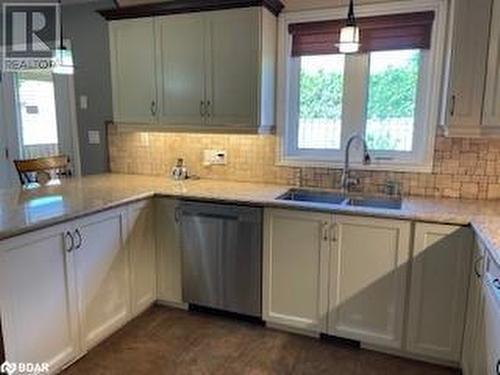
(80, 95, 88, 110)
(203, 150, 227, 166)
(88, 130, 100, 145)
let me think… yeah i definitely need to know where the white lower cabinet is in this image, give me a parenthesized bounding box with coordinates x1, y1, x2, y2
(462, 239, 487, 375)
(0, 224, 80, 374)
(74, 208, 131, 351)
(155, 198, 183, 306)
(483, 257, 500, 375)
(328, 215, 411, 348)
(0, 200, 170, 373)
(406, 223, 472, 363)
(128, 200, 156, 316)
(263, 209, 330, 333)
(262, 209, 478, 364)
(263, 209, 411, 345)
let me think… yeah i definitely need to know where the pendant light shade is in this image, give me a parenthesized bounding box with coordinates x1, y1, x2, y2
(53, 0, 74, 75)
(336, 0, 360, 54)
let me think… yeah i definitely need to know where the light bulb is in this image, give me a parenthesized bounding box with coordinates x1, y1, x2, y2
(337, 25, 360, 54)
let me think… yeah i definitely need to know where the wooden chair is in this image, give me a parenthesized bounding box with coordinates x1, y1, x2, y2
(13, 155, 72, 186)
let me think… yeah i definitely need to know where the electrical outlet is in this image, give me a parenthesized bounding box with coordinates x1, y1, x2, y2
(88, 130, 100, 145)
(203, 150, 227, 166)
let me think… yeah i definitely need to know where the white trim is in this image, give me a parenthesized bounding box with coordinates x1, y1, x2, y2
(66, 74, 82, 177)
(276, 0, 449, 173)
(0, 55, 82, 177)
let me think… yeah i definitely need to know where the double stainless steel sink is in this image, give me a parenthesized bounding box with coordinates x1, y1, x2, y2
(277, 188, 403, 210)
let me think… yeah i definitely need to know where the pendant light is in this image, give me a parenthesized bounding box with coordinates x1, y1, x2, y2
(53, 0, 74, 75)
(336, 0, 360, 54)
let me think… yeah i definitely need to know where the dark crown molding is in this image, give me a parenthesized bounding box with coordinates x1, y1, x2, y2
(98, 0, 285, 20)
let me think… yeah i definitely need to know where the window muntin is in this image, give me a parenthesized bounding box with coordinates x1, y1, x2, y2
(366, 49, 420, 152)
(298, 54, 345, 150)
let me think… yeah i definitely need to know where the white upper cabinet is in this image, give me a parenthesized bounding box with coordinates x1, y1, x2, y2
(483, 0, 500, 127)
(263, 209, 330, 333)
(445, 0, 491, 133)
(206, 8, 259, 128)
(444, 0, 500, 135)
(328, 215, 411, 349)
(0, 224, 80, 374)
(108, 7, 277, 133)
(74, 208, 131, 351)
(109, 18, 157, 124)
(156, 13, 206, 126)
(406, 223, 472, 363)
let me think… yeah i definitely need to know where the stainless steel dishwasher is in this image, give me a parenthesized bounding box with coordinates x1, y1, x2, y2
(179, 201, 262, 318)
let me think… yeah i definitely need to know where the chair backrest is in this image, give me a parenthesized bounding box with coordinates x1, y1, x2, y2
(13, 155, 71, 186)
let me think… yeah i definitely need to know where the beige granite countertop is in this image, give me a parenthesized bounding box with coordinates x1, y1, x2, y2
(0, 173, 499, 264)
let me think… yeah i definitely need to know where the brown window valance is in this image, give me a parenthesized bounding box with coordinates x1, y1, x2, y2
(288, 11, 435, 56)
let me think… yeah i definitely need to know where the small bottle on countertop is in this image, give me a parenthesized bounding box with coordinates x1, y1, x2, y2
(171, 158, 189, 180)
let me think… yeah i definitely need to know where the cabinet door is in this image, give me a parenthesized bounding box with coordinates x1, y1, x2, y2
(109, 18, 157, 124)
(74, 209, 130, 350)
(0, 225, 80, 373)
(263, 209, 330, 333)
(484, 268, 500, 375)
(328, 215, 411, 349)
(483, 0, 500, 127)
(128, 200, 156, 316)
(462, 239, 486, 375)
(446, 0, 491, 132)
(407, 223, 472, 362)
(155, 198, 183, 306)
(156, 13, 206, 126)
(472, 295, 487, 375)
(206, 8, 258, 128)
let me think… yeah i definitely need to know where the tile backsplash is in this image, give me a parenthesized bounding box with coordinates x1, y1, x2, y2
(108, 125, 500, 200)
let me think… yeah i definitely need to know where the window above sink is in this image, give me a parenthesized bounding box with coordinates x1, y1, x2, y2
(276, 0, 449, 173)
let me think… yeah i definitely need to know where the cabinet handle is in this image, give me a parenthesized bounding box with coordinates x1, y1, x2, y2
(74, 229, 82, 250)
(474, 256, 484, 279)
(322, 222, 329, 242)
(330, 223, 338, 242)
(65, 231, 74, 253)
(150, 100, 156, 116)
(496, 359, 500, 375)
(174, 207, 181, 224)
(200, 101, 206, 117)
(450, 95, 456, 117)
(206, 100, 211, 117)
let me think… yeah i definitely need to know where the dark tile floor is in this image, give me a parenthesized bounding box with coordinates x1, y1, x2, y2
(61, 306, 460, 375)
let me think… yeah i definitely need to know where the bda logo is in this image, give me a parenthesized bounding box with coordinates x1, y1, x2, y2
(0, 361, 16, 375)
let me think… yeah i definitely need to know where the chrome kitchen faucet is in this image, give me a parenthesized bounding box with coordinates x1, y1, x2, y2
(341, 134, 372, 194)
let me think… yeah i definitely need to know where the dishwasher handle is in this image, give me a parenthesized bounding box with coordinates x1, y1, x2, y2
(182, 212, 241, 221)
(179, 202, 262, 223)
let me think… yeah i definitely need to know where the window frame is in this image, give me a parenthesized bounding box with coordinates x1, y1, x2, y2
(276, 0, 449, 172)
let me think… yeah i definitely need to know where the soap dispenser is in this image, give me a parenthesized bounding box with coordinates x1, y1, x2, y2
(171, 158, 189, 180)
